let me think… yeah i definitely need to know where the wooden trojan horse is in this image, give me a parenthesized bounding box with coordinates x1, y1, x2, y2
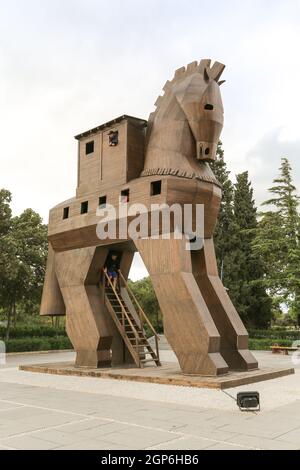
(41, 59, 258, 376)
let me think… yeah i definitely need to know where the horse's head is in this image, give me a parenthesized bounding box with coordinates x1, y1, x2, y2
(172, 60, 225, 162)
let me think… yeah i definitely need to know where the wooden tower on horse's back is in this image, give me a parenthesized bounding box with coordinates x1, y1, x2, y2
(40, 60, 258, 376)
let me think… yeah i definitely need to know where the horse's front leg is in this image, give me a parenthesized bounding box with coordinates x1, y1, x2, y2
(135, 236, 228, 376)
(192, 238, 258, 370)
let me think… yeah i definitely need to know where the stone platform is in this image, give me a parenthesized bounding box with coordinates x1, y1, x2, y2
(19, 362, 294, 390)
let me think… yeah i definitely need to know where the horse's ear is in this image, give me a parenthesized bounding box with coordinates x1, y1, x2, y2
(218, 80, 226, 86)
(204, 68, 210, 82)
(210, 62, 226, 81)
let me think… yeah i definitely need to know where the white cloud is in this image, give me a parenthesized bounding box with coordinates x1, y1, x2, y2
(246, 128, 300, 206)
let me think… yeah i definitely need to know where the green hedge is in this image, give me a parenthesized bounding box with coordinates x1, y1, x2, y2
(248, 329, 300, 341)
(4, 337, 293, 353)
(0, 326, 66, 340)
(3, 337, 296, 353)
(2, 326, 299, 353)
(5, 336, 72, 353)
(249, 338, 293, 350)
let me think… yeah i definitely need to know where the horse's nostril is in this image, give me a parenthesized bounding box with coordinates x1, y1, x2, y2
(205, 148, 210, 155)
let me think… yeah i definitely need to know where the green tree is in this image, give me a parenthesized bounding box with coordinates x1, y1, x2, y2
(10, 209, 48, 327)
(128, 277, 162, 332)
(0, 189, 12, 235)
(231, 172, 272, 327)
(210, 141, 236, 287)
(211, 149, 272, 327)
(253, 158, 300, 323)
(0, 189, 13, 286)
(0, 190, 18, 337)
(0, 191, 48, 339)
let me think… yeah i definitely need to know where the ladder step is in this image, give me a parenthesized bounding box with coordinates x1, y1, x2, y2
(127, 337, 145, 341)
(105, 272, 161, 368)
(117, 316, 134, 322)
(129, 339, 147, 344)
(110, 304, 129, 310)
(128, 338, 145, 342)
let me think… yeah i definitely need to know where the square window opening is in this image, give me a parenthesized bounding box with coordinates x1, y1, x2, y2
(63, 207, 69, 219)
(151, 180, 162, 196)
(108, 130, 119, 146)
(120, 189, 129, 203)
(86, 141, 94, 155)
(99, 195, 107, 208)
(81, 201, 89, 214)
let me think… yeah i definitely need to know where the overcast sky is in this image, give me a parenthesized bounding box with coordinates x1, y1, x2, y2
(1, 0, 300, 280)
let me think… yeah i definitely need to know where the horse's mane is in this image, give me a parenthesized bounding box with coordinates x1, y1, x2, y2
(146, 60, 225, 144)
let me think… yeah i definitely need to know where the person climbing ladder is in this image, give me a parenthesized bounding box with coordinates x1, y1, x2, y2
(104, 252, 121, 291)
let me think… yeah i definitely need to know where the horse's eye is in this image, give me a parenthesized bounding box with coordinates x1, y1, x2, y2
(204, 104, 214, 110)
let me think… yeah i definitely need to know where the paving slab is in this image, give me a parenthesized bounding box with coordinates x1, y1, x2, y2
(73, 422, 131, 440)
(0, 435, 59, 450)
(275, 427, 300, 446)
(0, 350, 299, 450)
(101, 428, 177, 449)
(56, 417, 113, 434)
(225, 433, 299, 450)
(0, 402, 24, 411)
(173, 423, 240, 442)
(57, 439, 134, 450)
(221, 417, 300, 439)
(205, 442, 253, 450)
(30, 429, 89, 446)
(149, 436, 214, 450)
(0, 406, 49, 421)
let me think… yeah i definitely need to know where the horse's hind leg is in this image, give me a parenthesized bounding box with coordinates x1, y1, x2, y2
(135, 237, 229, 376)
(192, 238, 258, 370)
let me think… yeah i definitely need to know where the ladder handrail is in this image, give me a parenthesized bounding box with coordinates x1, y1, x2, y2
(118, 270, 160, 341)
(103, 270, 141, 350)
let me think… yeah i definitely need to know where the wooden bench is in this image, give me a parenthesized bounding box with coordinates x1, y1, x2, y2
(271, 345, 300, 355)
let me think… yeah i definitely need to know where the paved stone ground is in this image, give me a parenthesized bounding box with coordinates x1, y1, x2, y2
(0, 350, 300, 450)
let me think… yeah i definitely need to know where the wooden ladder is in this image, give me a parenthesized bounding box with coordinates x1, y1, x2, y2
(103, 270, 161, 368)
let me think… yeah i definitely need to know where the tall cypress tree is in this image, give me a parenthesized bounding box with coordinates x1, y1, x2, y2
(254, 158, 300, 323)
(231, 172, 272, 327)
(0, 189, 13, 290)
(210, 142, 236, 287)
(210, 145, 272, 327)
